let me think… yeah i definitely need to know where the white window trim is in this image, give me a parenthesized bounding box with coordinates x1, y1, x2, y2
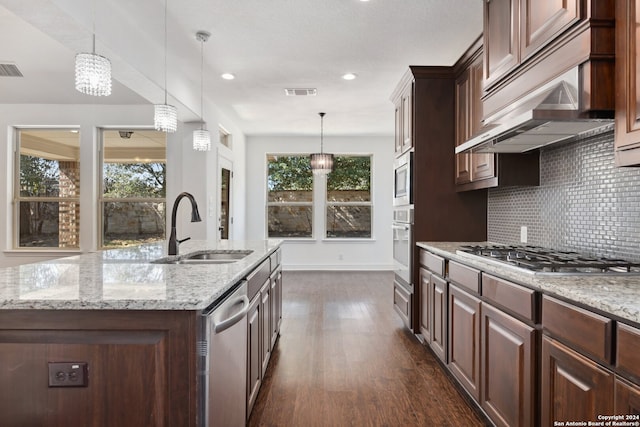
(13, 127, 81, 251)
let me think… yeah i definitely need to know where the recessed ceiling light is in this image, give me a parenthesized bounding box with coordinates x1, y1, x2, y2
(221, 73, 235, 80)
(342, 73, 357, 80)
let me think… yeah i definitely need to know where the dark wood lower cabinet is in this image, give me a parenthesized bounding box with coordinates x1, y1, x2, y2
(260, 279, 272, 378)
(419, 268, 431, 342)
(246, 294, 262, 416)
(393, 280, 411, 329)
(430, 274, 448, 363)
(616, 377, 640, 415)
(0, 310, 197, 427)
(541, 335, 614, 425)
(448, 284, 481, 401)
(481, 303, 536, 427)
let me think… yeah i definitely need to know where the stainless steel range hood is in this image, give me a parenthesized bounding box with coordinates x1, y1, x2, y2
(455, 71, 614, 154)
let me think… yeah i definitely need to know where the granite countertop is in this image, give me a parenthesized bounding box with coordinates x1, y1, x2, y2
(0, 240, 282, 311)
(417, 241, 640, 325)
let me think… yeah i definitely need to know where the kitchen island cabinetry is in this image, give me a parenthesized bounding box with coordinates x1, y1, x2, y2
(0, 240, 282, 427)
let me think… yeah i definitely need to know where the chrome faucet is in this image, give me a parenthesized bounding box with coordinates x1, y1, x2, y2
(168, 192, 202, 256)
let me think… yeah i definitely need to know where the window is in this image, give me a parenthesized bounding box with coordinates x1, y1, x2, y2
(15, 129, 81, 248)
(266, 153, 373, 240)
(326, 156, 372, 238)
(101, 130, 166, 248)
(266, 155, 313, 238)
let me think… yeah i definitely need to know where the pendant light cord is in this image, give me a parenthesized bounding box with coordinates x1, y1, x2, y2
(163, 0, 168, 105)
(319, 112, 326, 154)
(91, 0, 96, 54)
(200, 37, 204, 128)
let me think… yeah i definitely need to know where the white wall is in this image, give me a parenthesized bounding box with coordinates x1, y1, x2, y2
(246, 135, 394, 270)
(0, 104, 246, 267)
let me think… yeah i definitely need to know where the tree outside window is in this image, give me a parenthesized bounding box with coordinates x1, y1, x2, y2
(101, 130, 166, 248)
(267, 155, 313, 238)
(16, 129, 80, 248)
(326, 156, 372, 238)
(266, 154, 373, 239)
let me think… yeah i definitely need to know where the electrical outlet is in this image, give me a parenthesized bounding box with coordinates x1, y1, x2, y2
(520, 226, 528, 243)
(338, 254, 344, 261)
(48, 362, 88, 387)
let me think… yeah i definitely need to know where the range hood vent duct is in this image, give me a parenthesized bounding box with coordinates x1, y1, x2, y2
(456, 72, 614, 154)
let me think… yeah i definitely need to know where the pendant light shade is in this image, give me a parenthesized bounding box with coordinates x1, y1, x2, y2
(193, 129, 211, 151)
(192, 31, 211, 151)
(154, 0, 177, 133)
(154, 103, 178, 133)
(75, 2, 111, 97)
(310, 112, 334, 175)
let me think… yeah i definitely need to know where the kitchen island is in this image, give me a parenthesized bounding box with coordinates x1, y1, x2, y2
(0, 239, 282, 427)
(417, 241, 640, 427)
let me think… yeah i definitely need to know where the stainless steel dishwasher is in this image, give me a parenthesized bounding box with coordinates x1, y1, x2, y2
(199, 280, 249, 427)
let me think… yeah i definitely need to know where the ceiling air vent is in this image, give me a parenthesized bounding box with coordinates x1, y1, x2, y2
(0, 63, 23, 77)
(284, 88, 317, 96)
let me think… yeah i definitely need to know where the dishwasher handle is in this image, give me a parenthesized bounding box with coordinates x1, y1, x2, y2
(213, 295, 250, 334)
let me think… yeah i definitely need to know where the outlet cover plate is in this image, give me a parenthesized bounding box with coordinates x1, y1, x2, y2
(48, 362, 88, 387)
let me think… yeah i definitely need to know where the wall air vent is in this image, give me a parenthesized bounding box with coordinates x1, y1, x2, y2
(284, 88, 317, 96)
(0, 63, 23, 77)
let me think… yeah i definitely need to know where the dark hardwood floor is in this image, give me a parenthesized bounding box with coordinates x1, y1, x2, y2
(248, 271, 487, 427)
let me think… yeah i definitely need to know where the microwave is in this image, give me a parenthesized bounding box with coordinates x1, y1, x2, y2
(393, 151, 413, 206)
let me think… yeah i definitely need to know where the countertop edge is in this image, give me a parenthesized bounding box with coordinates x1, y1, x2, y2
(417, 241, 640, 326)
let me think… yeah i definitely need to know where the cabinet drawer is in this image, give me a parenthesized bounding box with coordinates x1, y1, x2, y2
(542, 295, 613, 364)
(449, 261, 480, 294)
(617, 323, 640, 381)
(482, 273, 537, 323)
(393, 281, 412, 329)
(247, 259, 271, 301)
(269, 248, 281, 272)
(420, 250, 445, 276)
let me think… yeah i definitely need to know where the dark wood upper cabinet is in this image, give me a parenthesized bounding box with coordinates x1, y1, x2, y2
(484, 0, 519, 89)
(615, 0, 640, 166)
(519, 0, 580, 60)
(482, 0, 614, 123)
(392, 79, 413, 155)
(454, 39, 538, 191)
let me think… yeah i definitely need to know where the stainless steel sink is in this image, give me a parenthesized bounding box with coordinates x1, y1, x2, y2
(151, 250, 253, 265)
(185, 250, 252, 261)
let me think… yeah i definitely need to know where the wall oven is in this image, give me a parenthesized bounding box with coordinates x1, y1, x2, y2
(393, 150, 413, 206)
(392, 206, 413, 329)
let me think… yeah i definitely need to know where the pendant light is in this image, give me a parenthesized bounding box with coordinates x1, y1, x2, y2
(310, 112, 334, 175)
(154, 0, 177, 133)
(74, 0, 112, 96)
(193, 31, 211, 151)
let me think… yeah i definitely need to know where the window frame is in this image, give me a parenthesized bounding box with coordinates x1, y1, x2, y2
(13, 127, 81, 250)
(98, 128, 167, 249)
(265, 153, 314, 239)
(324, 154, 373, 240)
(265, 152, 374, 241)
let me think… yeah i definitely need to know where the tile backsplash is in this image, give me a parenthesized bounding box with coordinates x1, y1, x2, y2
(488, 131, 640, 262)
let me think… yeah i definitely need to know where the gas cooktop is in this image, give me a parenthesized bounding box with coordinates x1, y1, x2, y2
(456, 244, 640, 276)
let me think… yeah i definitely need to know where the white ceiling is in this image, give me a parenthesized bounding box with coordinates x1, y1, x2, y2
(0, 0, 482, 137)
